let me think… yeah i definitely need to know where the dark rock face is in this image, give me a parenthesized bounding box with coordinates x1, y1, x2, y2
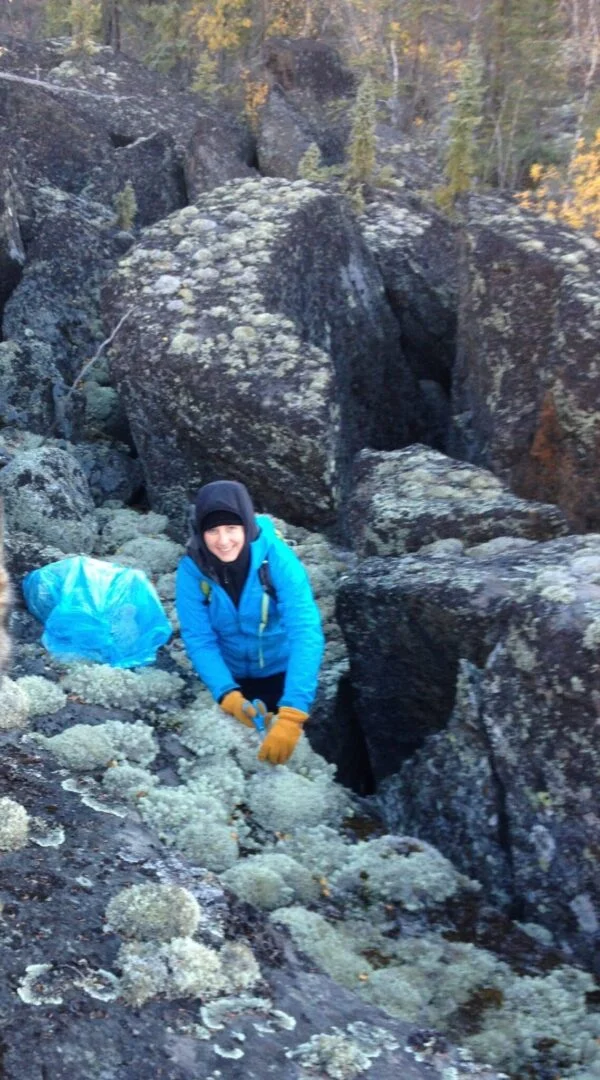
(0, 171, 25, 309)
(0, 37, 246, 225)
(103, 178, 423, 534)
(257, 38, 356, 177)
(3, 188, 123, 400)
(0, 444, 97, 553)
(348, 445, 570, 557)
(338, 534, 600, 968)
(361, 196, 459, 393)
(185, 114, 256, 201)
(256, 87, 317, 180)
(450, 196, 600, 530)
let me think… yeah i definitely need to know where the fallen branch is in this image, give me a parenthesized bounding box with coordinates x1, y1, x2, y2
(0, 69, 129, 99)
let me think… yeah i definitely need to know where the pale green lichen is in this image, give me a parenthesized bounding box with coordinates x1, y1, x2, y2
(0, 797, 29, 850)
(59, 663, 184, 710)
(329, 834, 476, 909)
(106, 535, 184, 577)
(117, 936, 261, 1007)
(105, 883, 201, 941)
(0, 676, 30, 729)
(29, 719, 158, 771)
(221, 852, 320, 910)
(16, 675, 67, 717)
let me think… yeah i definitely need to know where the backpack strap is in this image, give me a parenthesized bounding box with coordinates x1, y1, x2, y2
(257, 557, 277, 669)
(200, 579, 212, 605)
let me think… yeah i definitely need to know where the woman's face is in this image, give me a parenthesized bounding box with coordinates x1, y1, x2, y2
(203, 524, 245, 562)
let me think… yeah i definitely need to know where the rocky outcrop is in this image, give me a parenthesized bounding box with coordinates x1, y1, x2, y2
(103, 177, 423, 533)
(0, 37, 249, 223)
(2, 188, 125, 430)
(348, 445, 570, 557)
(450, 196, 600, 530)
(0, 170, 24, 308)
(259, 37, 356, 175)
(338, 534, 600, 969)
(0, 444, 97, 553)
(256, 86, 317, 179)
(361, 196, 458, 393)
(184, 113, 256, 201)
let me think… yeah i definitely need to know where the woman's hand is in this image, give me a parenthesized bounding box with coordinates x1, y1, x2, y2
(220, 690, 266, 728)
(258, 706, 308, 764)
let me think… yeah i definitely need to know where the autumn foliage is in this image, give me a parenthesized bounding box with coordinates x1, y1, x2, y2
(516, 130, 600, 238)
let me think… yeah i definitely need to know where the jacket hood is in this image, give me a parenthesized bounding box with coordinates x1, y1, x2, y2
(187, 480, 259, 573)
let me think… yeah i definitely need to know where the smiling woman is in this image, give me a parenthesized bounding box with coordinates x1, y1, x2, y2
(175, 480, 325, 766)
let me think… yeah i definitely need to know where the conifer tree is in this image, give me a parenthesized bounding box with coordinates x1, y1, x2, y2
(113, 180, 137, 231)
(439, 41, 484, 208)
(346, 75, 377, 186)
(297, 142, 325, 181)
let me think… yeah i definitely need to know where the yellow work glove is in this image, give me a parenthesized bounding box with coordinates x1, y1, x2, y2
(257, 706, 308, 765)
(220, 690, 266, 729)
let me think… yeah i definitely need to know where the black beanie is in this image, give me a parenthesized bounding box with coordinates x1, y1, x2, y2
(201, 509, 244, 533)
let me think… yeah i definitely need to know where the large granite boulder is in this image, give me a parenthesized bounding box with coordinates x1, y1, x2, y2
(1, 187, 127, 437)
(259, 37, 356, 174)
(184, 113, 256, 201)
(450, 196, 600, 530)
(0, 37, 248, 223)
(0, 170, 24, 308)
(0, 444, 97, 553)
(338, 534, 600, 969)
(102, 177, 423, 533)
(256, 86, 317, 179)
(360, 196, 459, 391)
(348, 445, 570, 557)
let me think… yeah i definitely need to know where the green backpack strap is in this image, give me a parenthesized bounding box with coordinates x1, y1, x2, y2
(200, 579, 212, 605)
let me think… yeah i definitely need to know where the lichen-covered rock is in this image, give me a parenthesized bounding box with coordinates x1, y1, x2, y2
(0, 675, 29, 729)
(0, 39, 230, 225)
(2, 186, 125, 421)
(260, 37, 356, 170)
(0, 445, 97, 552)
(103, 177, 422, 531)
(71, 442, 143, 507)
(338, 534, 600, 968)
(256, 86, 317, 179)
(184, 113, 256, 201)
(360, 196, 458, 392)
(348, 445, 569, 557)
(0, 169, 24, 308)
(450, 196, 600, 530)
(0, 338, 61, 433)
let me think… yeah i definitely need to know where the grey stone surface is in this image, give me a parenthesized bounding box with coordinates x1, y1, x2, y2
(361, 195, 458, 391)
(338, 534, 600, 968)
(450, 195, 600, 530)
(103, 177, 423, 534)
(348, 444, 570, 557)
(0, 444, 97, 552)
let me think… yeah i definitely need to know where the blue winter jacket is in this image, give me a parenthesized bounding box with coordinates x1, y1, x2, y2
(175, 515, 324, 712)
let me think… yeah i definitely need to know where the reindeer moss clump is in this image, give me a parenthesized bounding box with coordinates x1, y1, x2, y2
(176, 817, 239, 872)
(0, 797, 29, 850)
(221, 852, 320, 910)
(0, 677, 29, 729)
(330, 834, 475, 909)
(118, 938, 224, 1006)
(105, 884, 200, 941)
(31, 719, 158, 771)
(59, 663, 183, 711)
(16, 675, 67, 717)
(116, 935, 261, 1006)
(246, 768, 351, 834)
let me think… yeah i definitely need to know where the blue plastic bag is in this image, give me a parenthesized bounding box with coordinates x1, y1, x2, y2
(23, 555, 172, 668)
